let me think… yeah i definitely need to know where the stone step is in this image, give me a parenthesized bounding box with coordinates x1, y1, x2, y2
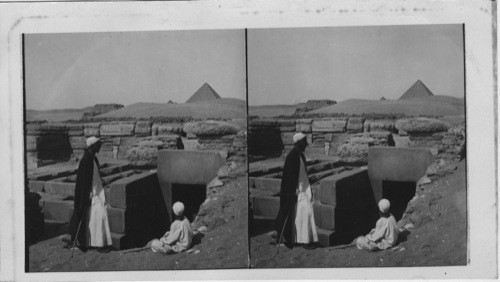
(251, 196, 279, 220)
(100, 163, 132, 177)
(249, 159, 320, 177)
(42, 200, 73, 222)
(28, 180, 45, 193)
(101, 170, 136, 186)
(316, 227, 360, 247)
(313, 202, 336, 231)
(44, 181, 76, 196)
(251, 177, 281, 194)
(307, 161, 336, 174)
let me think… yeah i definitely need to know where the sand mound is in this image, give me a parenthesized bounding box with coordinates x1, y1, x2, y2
(97, 100, 245, 119)
(26, 109, 88, 122)
(249, 105, 299, 117)
(311, 96, 464, 116)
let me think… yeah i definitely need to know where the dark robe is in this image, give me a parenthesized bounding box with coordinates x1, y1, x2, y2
(275, 147, 306, 246)
(68, 149, 100, 251)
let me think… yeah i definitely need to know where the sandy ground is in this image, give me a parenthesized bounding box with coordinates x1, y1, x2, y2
(28, 172, 249, 271)
(250, 158, 467, 268)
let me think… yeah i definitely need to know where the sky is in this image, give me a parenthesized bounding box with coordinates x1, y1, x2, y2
(248, 24, 464, 105)
(25, 30, 246, 110)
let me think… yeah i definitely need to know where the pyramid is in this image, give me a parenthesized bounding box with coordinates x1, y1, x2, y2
(380, 97, 387, 101)
(185, 83, 221, 103)
(167, 100, 174, 104)
(399, 80, 435, 100)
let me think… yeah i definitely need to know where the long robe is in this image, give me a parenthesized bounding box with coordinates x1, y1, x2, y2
(69, 149, 97, 251)
(275, 147, 304, 245)
(294, 158, 318, 244)
(86, 160, 112, 247)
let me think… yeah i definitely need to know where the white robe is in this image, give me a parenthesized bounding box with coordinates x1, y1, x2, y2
(294, 158, 318, 244)
(357, 214, 399, 250)
(154, 217, 193, 253)
(87, 160, 112, 247)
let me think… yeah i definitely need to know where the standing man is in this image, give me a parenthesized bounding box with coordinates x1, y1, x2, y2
(274, 132, 318, 248)
(65, 136, 112, 253)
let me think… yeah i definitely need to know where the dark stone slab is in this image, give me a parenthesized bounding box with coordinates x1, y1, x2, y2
(367, 147, 434, 202)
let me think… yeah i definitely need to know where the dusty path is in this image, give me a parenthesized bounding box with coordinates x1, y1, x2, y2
(250, 159, 467, 268)
(28, 176, 249, 271)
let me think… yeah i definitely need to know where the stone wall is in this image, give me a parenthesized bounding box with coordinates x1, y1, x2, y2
(26, 119, 244, 169)
(249, 117, 396, 159)
(249, 116, 464, 162)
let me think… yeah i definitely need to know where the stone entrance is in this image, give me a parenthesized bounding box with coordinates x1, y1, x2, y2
(157, 150, 225, 222)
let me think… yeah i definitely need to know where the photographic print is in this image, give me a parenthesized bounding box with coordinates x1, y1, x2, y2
(248, 25, 467, 268)
(0, 0, 496, 280)
(24, 30, 249, 271)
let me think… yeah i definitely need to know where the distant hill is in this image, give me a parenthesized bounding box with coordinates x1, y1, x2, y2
(26, 108, 91, 122)
(186, 83, 221, 103)
(311, 95, 464, 116)
(399, 80, 435, 100)
(97, 99, 245, 119)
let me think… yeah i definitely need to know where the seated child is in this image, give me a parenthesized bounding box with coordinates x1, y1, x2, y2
(151, 201, 193, 254)
(356, 199, 399, 251)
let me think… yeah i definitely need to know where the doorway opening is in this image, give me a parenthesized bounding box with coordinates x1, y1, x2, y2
(382, 180, 416, 221)
(171, 183, 207, 222)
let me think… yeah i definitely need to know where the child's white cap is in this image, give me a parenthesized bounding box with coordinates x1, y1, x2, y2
(173, 202, 185, 216)
(378, 199, 390, 213)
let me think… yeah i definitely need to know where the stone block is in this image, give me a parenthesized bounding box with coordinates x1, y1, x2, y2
(368, 147, 434, 202)
(312, 119, 347, 133)
(28, 180, 45, 193)
(157, 123, 184, 135)
(396, 118, 448, 134)
(280, 132, 295, 146)
(296, 119, 313, 133)
(107, 207, 127, 234)
(134, 121, 152, 137)
(347, 117, 365, 133)
(43, 200, 73, 222)
(151, 124, 159, 136)
(100, 123, 136, 137)
(318, 168, 370, 207)
(26, 123, 69, 135)
(367, 120, 396, 133)
(313, 202, 336, 230)
(111, 232, 128, 250)
(108, 172, 159, 209)
(84, 123, 101, 137)
(252, 196, 279, 219)
(253, 178, 281, 194)
(44, 181, 75, 196)
(316, 227, 335, 247)
(157, 150, 224, 185)
(67, 124, 84, 136)
(69, 136, 87, 150)
(249, 177, 256, 188)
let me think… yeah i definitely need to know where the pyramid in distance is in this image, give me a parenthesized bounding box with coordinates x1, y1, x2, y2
(399, 80, 435, 100)
(185, 82, 221, 103)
